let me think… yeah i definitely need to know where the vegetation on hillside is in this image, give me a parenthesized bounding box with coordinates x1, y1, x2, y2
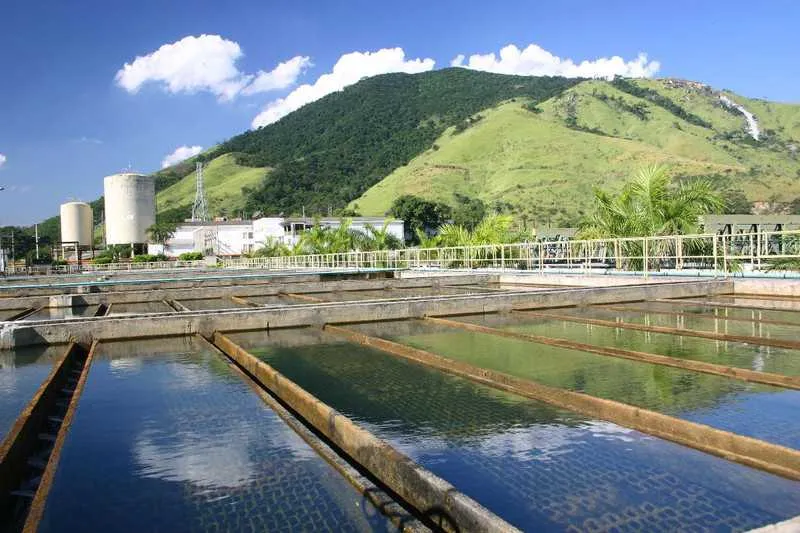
(212, 68, 581, 215)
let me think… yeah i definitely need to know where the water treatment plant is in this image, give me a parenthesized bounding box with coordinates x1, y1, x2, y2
(1, 267, 799, 532)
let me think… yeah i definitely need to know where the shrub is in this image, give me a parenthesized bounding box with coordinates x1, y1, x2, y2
(178, 251, 204, 261)
(92, 256, 114, 265)
(132, 254, 168, 263)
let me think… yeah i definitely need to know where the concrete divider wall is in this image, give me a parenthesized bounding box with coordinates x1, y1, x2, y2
(0, 274, 495, 310)
(212, 332, 517, 533)
(326, 325, 800, 481)
(0, 281, 732, 348)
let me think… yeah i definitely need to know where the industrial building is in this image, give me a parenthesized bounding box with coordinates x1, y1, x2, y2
(148, 216, 404, 257)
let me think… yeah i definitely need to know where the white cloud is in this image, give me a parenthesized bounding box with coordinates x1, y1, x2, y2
(161, 145, 203, 168)
(450, 54, 465, 67)
(115, 34, 309, 101)
(116, 35, 249, 100)
(251, 47, 435, 128)
(242, 55, 312, 95)
(0, 154, 6, 169)
(452, 43, 660, 79)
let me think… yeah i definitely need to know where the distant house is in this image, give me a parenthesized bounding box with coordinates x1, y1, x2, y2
(148, 217, 404, 258)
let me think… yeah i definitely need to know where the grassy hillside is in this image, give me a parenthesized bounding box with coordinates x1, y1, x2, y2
(22, 70, 800, 255)
(156, 153, 268, 219)
(354, 77, 800, 226)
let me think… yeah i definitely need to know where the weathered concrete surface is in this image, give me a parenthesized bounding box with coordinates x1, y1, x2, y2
(734, 279, 800, 298)
(747, 515, 800, 532)
(425, 316, 800, 390)
(0, 344, 72, 524)
(326, 325, 800, 481)
(668, 296, 800, 313)
(0, 281, 731, 348)
(0, 270, 395, 298)
(197, 336, 428, 532)
(213, 332, 516, 533)
(22, 341, 96, 533)
(0, 274, 493, 311)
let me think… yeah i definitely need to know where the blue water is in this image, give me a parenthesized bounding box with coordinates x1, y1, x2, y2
(37, 336, 390, 533)
(455, 312, 800, 377)
(0, 345, 65, 442)
(233, 328, 800, 532)
(352, 319, 800, 451)
(560, 305, 800, 342)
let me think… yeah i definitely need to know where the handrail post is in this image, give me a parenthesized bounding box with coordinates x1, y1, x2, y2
(643, 237, 648, 278)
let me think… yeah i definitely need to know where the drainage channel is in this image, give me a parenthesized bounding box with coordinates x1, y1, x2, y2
(222, 327, 800, 531)
(28, 336, 408, 533)
(0, 342, 91, 533)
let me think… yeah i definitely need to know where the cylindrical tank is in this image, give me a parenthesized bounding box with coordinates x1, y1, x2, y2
(60, 202, 94, 247)
(103, 173, 156, 245)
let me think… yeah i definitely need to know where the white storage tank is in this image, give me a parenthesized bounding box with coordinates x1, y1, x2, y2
(103, 173, 156, 245)
(60, 202, 94, 247)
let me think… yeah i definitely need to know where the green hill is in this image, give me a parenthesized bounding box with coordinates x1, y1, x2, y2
(155, 153, 268, 220)
(354, 77, 800, 226)
(20, 69, 800, 254)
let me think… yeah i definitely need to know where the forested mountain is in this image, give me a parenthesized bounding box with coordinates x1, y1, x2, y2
(13, 68, 800, 258)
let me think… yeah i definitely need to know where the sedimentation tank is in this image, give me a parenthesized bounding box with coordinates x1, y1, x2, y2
(59, 202, 93, 247)
(103, 173, 155, 245)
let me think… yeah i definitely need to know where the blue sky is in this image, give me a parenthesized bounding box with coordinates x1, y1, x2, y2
(1, 0, 799, 225)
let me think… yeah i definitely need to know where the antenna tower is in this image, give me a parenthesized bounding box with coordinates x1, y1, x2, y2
(192, 162, 209, 222)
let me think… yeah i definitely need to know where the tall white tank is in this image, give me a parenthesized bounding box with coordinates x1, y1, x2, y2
(60, 202, 94, 247)
(103, 173, 156, 245)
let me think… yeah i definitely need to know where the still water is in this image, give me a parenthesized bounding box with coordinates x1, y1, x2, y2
(37, 337, 389, 533)
(351, 320, 800, 450)
(602, 300, 800, 325)
(455, 312, 800, 376)
(0, 344, 64, 441)
(231, 328, 800, 532)
(556, 305, 800, 342)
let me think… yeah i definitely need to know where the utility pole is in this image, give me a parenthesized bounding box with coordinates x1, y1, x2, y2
(35, 224, 40, 260)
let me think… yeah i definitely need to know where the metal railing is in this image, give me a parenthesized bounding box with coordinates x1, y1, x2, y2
(5, 230, 800, 277)
(4, 260, 207, 276)
(222, 229, 800, 277)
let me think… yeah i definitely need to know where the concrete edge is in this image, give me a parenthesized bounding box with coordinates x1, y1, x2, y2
(195, 335, 429, 533)
(22, 341, 97, 533)
(324, 325, 800, 482)
(425, 316, 800, 390)
(212, 331, 519, 533)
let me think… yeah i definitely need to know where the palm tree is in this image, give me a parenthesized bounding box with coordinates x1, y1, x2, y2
(578, 165, 724, 269)
(361, 221, 403, 251)
(579, 165, 723, 239)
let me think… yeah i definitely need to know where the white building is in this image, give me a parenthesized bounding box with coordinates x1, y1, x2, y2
(148, 217, 404, 258)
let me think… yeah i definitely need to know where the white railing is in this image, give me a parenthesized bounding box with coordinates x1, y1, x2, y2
(221, 229, 800, 277)
(5, 230, 800, 277)
(4, 260, 207, 276)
